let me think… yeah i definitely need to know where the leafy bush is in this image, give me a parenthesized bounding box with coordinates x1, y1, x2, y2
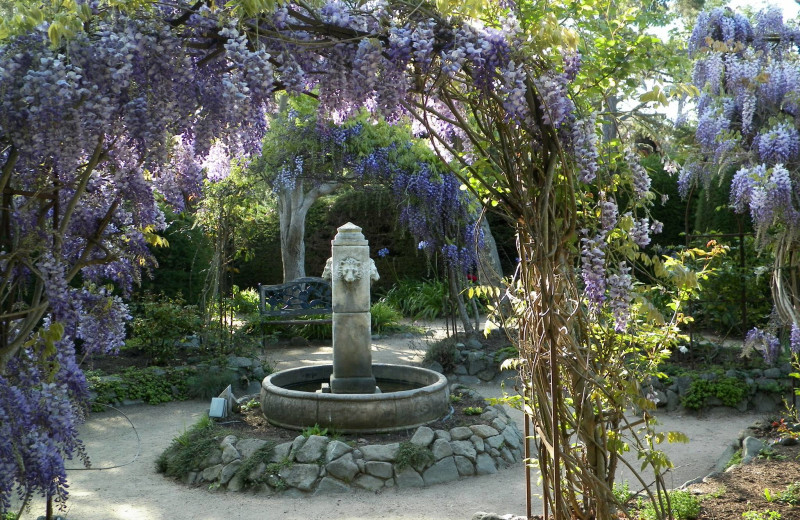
(613, 481, 633, 507)
(185, 367, 239, 400)
(687, 235, 772, 335)
(423, 337, 459, 371)
(681, 377, 748, 410)
(156, 415, 221, 478)
(639, 490, 700, 520)
(86, 367, 192, 411)
(301, 424, 329, 438)
(230, 285, 260, 315)
(370, 300, 404, 334)
(384, 279, 448, 320)
(128, 293, 201, 364)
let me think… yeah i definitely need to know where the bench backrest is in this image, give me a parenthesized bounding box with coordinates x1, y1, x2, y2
(258, 277, 332, 317)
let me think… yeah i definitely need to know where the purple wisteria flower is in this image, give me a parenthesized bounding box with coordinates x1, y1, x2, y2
(745, 327, 781, 365)
(791, 323, 800, 355)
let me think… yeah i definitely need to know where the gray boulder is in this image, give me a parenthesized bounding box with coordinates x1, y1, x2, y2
(360, 443, 400, 462)
(295, 435, 329, 463)
(279, 463, 320, 491)
(422, 456, 459, 485)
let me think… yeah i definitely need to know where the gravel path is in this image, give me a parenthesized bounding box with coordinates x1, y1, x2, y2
(14, 324, 762, 520)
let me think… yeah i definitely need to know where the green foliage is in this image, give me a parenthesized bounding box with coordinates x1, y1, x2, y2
(384, 279, 448, 320)
(765, 482, 800, 505)
(725, 449, 743, 470)
(370, 300, 404, 334)
(493, 345, 519, 364)
(612, 481, 633, 506)
(422, 338, 459, 372)
(230, 285, 260, 316)
(687, 235, 772, 334)
(185, 367, 238, 400)
(139, 209, 213, 303)
(86, 367, 191, 411)
(463, 406, 483, 415)
(395, 441, 435, 470)
(156, 416, 221, 478)
(742, 510, 782, 520)
(128, 293, 202, 365)
(758, 448, 787, 462)
(242, 398, 261, 411)
(301, 424, 329, 438)
(681, 377, 748, 410)
(296, 317, 333, 341)
(450, 393, 463, 403)
(639, 490, 700, 520)
(234, 442, 276, 487)
(2, 513, 19, 520)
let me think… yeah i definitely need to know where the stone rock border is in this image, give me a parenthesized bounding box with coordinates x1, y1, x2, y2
(176, 385, 524, 495)
(641, 365, 795, 414)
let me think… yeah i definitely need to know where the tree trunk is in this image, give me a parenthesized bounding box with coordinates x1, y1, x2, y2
(477, 216, 504, 288)
(278, 180, 339, 282)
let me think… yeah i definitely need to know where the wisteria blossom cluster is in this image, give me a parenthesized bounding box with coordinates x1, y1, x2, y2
(745, 327, 782, 366)
(685, 7, 800, 239)
(0, 8, 273, 510)
(265, 107, 484, 273)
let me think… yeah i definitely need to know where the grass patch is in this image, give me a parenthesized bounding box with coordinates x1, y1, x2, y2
(234, 442, 276, 487)
(156, 415, 224, 478)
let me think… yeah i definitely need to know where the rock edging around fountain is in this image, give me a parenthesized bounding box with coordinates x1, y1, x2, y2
(174, 386, 524, 495)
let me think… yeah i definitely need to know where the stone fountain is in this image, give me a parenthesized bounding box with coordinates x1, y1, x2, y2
(260, 223, 450, 433)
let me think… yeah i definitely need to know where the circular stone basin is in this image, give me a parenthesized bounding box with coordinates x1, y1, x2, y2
(260, 364, 449, 433)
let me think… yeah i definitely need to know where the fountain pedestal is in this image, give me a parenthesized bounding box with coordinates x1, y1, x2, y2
(260, 222, 449, 433)
(326, 223, 377, 394)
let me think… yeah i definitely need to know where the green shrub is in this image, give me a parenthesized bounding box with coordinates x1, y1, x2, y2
(423, 338, 459, 371)
(230, 285, 260, 315)
(639, 490, 700, 520)
(128, 293, 201, 364)
(682, 377, 748, 410)
(156, 416, 221, 478)
(87, 367, 192, 410)
(613, 481, 633, 506)
(185, 367, 238, 400)
(384, 279, 448, 320)
(370, 300, 404, 334)
(742, 511, 782, 520)
(395, 441, 435, 470)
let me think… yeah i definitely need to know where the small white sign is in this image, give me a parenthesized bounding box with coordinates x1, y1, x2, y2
(209, 397, 227, 418)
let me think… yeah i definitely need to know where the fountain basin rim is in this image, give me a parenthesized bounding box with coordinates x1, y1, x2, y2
(263, 363, 447, 399)
(260, 364, 450, 433)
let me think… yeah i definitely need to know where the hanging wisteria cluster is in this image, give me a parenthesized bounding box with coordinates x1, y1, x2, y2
(267, 106, 484, 273)
(0, 7, 273, 510)
(686, 7, 800, 350)
(686, 7, 800, 239)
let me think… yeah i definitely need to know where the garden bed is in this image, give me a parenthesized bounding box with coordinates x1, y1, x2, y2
(156, 384, 524, 495)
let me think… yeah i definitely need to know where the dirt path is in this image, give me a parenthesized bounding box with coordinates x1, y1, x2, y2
(15, 324, 763, 520)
